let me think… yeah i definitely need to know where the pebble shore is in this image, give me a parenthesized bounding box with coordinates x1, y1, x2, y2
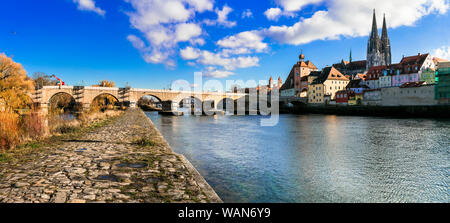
(0, 108, 222, 203)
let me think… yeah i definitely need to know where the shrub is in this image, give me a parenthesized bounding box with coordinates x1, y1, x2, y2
(0, 111, 20, 150)
(20, 111, 47, 140)
(47, 113, 80, 135)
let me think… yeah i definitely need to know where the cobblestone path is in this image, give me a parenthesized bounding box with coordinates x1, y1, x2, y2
(0, 109, 222, 203)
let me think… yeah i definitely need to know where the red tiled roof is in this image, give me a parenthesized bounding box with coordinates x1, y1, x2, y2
(333, 60, 367, 70)
(400, 53, 429, 65)
(297, 60, 318, 69)
(433, 57, 448, 65)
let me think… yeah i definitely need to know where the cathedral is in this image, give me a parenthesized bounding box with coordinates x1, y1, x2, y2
(367, 9, 392, 69)
(333, 10, 392, 78)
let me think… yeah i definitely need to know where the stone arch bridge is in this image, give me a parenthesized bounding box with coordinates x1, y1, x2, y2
(31, 86, 247, 113)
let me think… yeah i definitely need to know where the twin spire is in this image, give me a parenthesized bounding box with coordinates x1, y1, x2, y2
(370, 9, 389, 39)
(367, 9, 392, 69)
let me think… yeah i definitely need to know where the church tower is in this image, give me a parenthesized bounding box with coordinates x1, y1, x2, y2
(367, 9, 385, 70)
(380, 14, 392, 66)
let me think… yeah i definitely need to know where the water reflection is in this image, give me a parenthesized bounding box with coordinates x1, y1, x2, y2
(146, 112, 450, 203)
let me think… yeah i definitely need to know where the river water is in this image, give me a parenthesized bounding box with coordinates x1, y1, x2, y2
(146, 112, 449, 203)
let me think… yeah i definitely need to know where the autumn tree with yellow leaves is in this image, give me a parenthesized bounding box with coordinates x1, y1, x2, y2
(0, 53, 35, 150)
(0, 53, 34, 111)
(93, 80, 115, 87)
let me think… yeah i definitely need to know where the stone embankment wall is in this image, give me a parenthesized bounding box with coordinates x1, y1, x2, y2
(0, 108, 222, 203)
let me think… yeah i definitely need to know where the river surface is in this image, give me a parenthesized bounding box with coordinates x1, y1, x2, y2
(146, 112, 450, 203)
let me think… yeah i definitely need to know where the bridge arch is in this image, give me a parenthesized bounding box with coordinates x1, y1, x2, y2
(48, 92, 78, 114)
(217, 98, 235, 113)
(177, 96, 203, 115)
(137, 94, 163, 111)
(91, 93, 120, 111)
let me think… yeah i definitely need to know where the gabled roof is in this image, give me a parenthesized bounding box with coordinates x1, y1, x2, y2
(433, 57, 448, 65)
(366, 63, 403, 79)
(355, 73, 367, 80)
(311, 66, 348, 85)
(400, 53, 429, 66)
(346, 79, 369, 89)
(297, 60, 318, 69)
(333, 60, 367, 71)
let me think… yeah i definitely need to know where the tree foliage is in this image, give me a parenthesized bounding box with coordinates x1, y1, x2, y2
(0, 53, 34, 112)
(48, 93, 78, 114)
(94, 80, 115, 87)
(33, 72, 58, 89)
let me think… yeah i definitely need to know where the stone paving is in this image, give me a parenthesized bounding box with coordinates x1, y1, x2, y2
(0, 109, 222, 203)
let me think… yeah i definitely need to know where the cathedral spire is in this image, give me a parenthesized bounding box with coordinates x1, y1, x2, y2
(370, 9, 379, 40)
(381, 13, 391, 65)
(367, 9, 383, 69)
(381, 13, 388, 39)
(349, 48, 352, 63)
(368, 9, 380, 55)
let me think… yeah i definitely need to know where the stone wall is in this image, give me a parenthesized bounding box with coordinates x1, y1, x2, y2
(380, 85, 437, 106)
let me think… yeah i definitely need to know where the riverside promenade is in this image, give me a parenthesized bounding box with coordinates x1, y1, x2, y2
(0, 109, 222, 203)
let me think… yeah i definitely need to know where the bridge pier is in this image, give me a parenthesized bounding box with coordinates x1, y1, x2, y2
(129, 101, 137, 108)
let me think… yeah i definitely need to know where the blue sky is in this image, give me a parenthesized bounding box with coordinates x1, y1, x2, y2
(1, 0, 449, 89)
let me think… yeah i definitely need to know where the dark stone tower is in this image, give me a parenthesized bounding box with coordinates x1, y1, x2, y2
(366, 9, 385, 70)
(381, 14, 392, 66)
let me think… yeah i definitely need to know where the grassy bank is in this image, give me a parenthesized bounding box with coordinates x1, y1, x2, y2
(0, 110, 124, 164)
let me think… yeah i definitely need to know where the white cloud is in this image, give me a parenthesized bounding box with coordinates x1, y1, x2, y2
(185, 0, 214, 12)
(276, 0, 324, 12)
(217, 5, 236, 27)
(242, 9, 253, 18)
(264, 8, 283, 21)
(264, 7, 296, 21)
(180, 47, 260, 72)
(197, 50, 259, 70)
(175, 23, 202, 42)
(190, 38, 206, 46)
(125, 0, 214, 67)
(265, 0, 323, 20)
(205, 5, 237, 28)
(217, 31, 268, 56)
(262, 0, 449, 45)
(433, 46, 450, 60)
(203, 67, 235, 78)
(127, 34, 147, 51)
(180, 46, 201, 60)
(73, 0, 105, 16)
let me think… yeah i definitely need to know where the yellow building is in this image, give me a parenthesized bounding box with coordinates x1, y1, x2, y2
(348, 92, 364, 105)
(308, 66, 350, 104)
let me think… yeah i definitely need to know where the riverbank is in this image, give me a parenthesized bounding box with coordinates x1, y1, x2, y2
(289, 104, 450, 118)
(0, 108, 222, 203)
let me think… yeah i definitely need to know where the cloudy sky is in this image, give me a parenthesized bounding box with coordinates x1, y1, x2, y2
(1, 0, 449, 89)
